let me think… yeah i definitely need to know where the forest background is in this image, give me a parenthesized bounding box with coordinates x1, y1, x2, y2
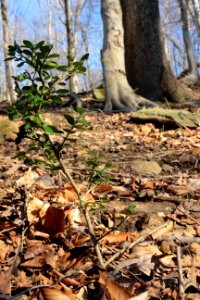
(0, 0, 199, 103)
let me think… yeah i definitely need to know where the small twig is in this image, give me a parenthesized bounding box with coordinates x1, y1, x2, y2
(8, 284, 51, 300)
(177, 206, 200, 226)
(58, 158, 105, 268)
(104, 222, 168, 268)
(156, 236, 200, 243)
(177, 245, 185, 300)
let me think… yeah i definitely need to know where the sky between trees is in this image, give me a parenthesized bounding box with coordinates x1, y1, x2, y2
(0, 0, 199, 100)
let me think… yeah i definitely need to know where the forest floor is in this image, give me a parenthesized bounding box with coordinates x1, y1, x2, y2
(1, 103, 200, 300)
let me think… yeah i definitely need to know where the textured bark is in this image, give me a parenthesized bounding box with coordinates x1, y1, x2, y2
(64, 0, 79, 93)
(101, 0, 154, 111)
(101, 0, 196, 111)
(190, 0, 200, 38)
(1, 0, 15, 103)
(121, 0, 162, 100)
(179, 0, 198, 76)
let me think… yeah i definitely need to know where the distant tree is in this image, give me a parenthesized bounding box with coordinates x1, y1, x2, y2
(1, 0, 15, 102)
(101, 0, 196, 112)
(189, 0, 200, 37)
(63, 0, 89, 93)
(47, 0, 53, 44)
(179, 0, 198, 78)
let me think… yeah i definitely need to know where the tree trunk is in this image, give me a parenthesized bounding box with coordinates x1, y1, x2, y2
(190, 0, 200, 39)
(1, 0, 15, 103)
(47, 0, 52, 44)
(101, 0, 154, 111)
(101, 0, 196, 111)
(179, 0, 198, 76)
(64, 0, 79, 93)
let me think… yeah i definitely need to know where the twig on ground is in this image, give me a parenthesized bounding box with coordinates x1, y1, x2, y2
(177, 206, 200, 226)
(177, 245, 185, 300)
(156, 236, 200, 243)
(58, 158, 105, 268)
(104, 222, 169, 268)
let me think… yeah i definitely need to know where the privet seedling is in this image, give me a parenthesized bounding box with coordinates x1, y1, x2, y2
(6, 40, 136, 268)
(7, 40, 89, 167)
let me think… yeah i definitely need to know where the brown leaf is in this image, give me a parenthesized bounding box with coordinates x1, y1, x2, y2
(0, 274, 12, 296)
(27, 196, 49, 227)
(44, 205, 66, 234)
(41, 287, 75, 300)
(151, 221, 174, 239)
(93, 183, 113, 194)
(102, 232, 137, 245)
(99, 272, 131, 300)
(66, 206, 82, 229)
(0, 240, 10, 262)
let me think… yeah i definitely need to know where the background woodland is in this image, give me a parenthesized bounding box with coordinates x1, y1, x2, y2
(0, 0, 199, 103)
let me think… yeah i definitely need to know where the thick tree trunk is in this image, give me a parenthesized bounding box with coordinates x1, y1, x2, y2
(101, 0, 196, 111)
(1, 0, 15, 103)
(101, 0, 154, 111)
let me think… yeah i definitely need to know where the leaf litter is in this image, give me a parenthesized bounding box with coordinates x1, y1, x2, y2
(1, 109, 200, 299)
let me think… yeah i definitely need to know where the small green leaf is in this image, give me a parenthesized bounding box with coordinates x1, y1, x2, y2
(32, 116, 42, 124)
(80, 53, 89, 61)
(77, 119, 89, 126)
(36, 52, 46, 59)
(23, 40, 34, 49)
(55, 89, 69, 94)
(105, 162, 113, 168)
(17, 62, 24, 67)
(57, 65, 68, 72)
(127, 205, 136, 214)
(23, 49, 32, 56)
(42, 125, 59, 134)
(15, 151, 27, 159)
(48, 53, 60, 58)
(78, 66, 86, 73)
(76, 107, 85, 115)
(43, 61, 58, 69)
(40, 44, 53, 54)
(64, 114, 75, 125)
(67, 54, 74, 61)
(35, 40, 45, 49)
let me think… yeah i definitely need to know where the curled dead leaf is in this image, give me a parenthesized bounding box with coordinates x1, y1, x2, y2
(99, 272, 132, 300)
(44, 205, 66, 234)
(102, 232, 138, 245)
(41, 287, 76, 300)
(93, 183, 113, 194)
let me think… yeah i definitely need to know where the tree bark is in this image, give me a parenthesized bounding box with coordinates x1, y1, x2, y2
(101, 0, 196, 111)
(1, 0, 15, 103)
(101, 0, 154, 111)
(190, 0, 200, 39)
(179, 0, 198, 76)
(64, 0, 79, 93)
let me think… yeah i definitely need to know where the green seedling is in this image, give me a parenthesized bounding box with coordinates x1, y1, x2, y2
(7, 40, 89, 167)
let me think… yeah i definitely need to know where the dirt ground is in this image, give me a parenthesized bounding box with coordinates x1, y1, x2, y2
(1, 107, 200, 300)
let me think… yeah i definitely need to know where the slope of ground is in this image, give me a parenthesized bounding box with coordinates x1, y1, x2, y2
(1, 108, 200, 300)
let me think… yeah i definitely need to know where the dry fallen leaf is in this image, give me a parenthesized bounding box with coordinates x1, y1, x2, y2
(41, 287, 76, 300)
(0, 240, 10, 262)
(93, 183, 113, 194)
(101, 232, 138, 245)
(128, 291, 149, 300)
(151, 220, 174, 239)
(44, 205, 66, 234)
(99, 272, 132, 300)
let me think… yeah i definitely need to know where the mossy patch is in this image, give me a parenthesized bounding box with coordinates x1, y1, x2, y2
(0, 117, 19, 142)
